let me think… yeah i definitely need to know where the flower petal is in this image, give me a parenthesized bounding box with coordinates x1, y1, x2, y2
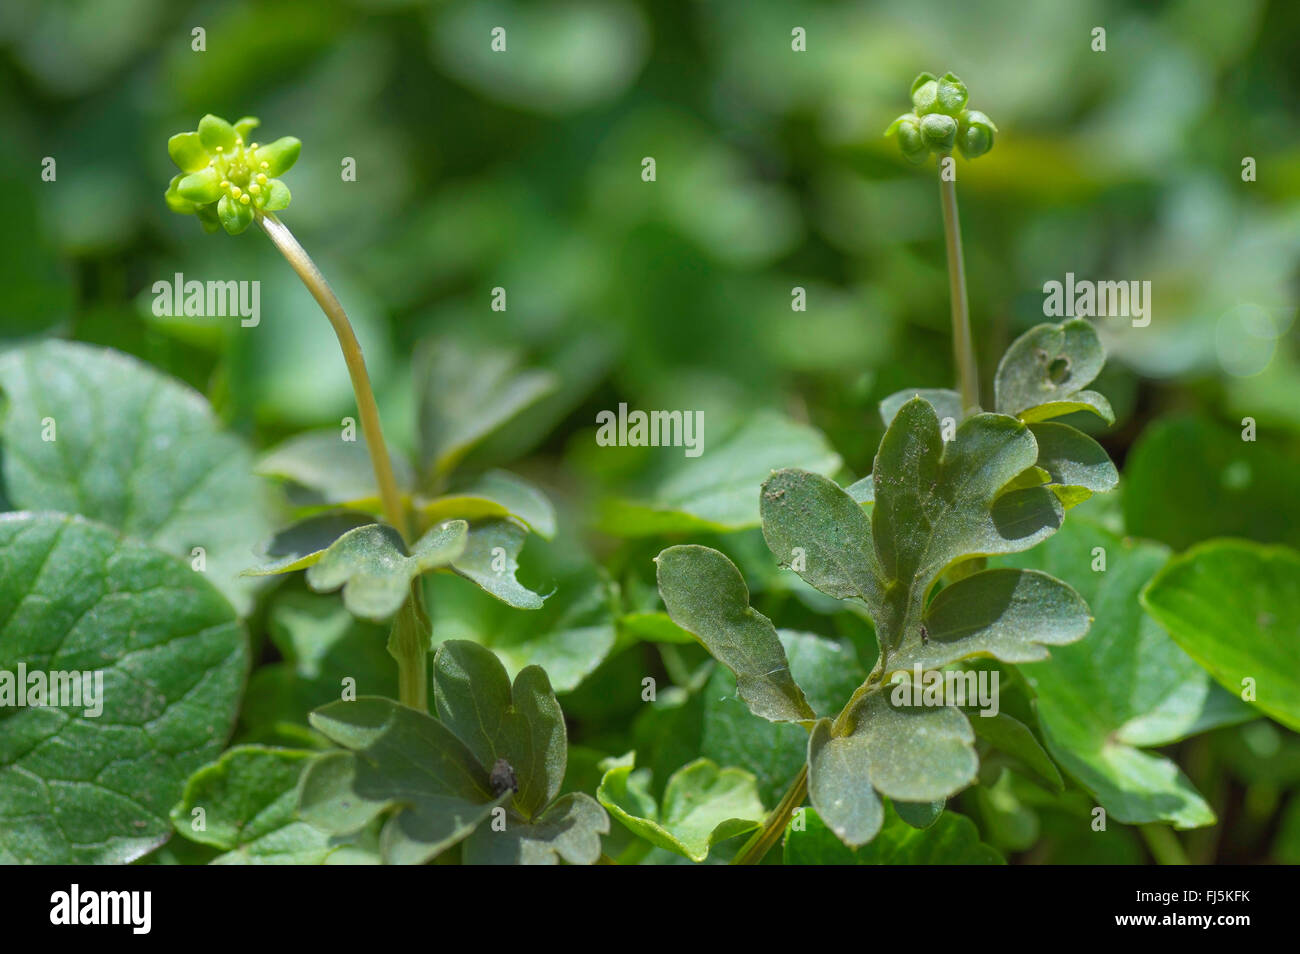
(196, 203, 221, 233)
(167, 132, 210, 173)
(218, 193, 254, 235)
(164, 173, 199, 214)
(254, 136, 301, 176)
(198, 114, 238, 153)
(178, 166, 221, 204)
(233, 116, 261, 142)
(262, 178, 291, 211)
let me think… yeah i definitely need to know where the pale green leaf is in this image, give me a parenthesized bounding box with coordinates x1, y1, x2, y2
(784, 804, 1003, 864)
(170, 746, 334, 864)
(449, 519, 545, 609)
(1141, 540, 1300, 732)
(879, 387, 963, 427)
(806, 719, 884, 847)
(255, 429, 414, 509)
(243, 511, 375, 576)
(599, 410, 841, 536)
(461, 791, 608, 865)
(596, 753, 764, 862)
(994, 319, 1112, 424)
(418, 469, 556, 539)
(306, 520, 467, 622)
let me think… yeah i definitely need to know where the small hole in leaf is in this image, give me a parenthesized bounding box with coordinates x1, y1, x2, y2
(1047, 357, 1069, 384)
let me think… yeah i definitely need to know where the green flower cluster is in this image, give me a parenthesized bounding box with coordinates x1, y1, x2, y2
(164, 114, 300, 234)
(885, 72, 997, 164)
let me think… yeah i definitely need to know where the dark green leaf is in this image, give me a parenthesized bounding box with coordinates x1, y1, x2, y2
(993, 319, 1113, 424)
(784, 804, 1003, 864)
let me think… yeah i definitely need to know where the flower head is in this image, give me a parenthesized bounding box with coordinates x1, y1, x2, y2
(885, 72, 997, 164)
(164, 115, 300, 234)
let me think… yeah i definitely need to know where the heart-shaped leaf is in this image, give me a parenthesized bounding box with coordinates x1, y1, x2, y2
(170, 746, 334, 864)
(655, 544, 816, 724)
(596, 753, 764, 862)
(0, 340, 276, 614)
(993, 319, 1113, 424)
(1141, 540, 1300, 732)
(0, 512, 246, 863)
(306, 520, 467, 622)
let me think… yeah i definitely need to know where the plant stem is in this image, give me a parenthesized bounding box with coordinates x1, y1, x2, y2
(1139, 824, 1190, 866)
(257, 211, 410, 541)
(258, 211, 429, 712)
(938, 160, 980, 414)
(731, 764, 808, 865)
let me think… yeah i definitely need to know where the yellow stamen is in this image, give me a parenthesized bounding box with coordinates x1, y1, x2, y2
(239, 194, 251, 205)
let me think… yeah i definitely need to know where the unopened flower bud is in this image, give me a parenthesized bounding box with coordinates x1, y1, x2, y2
(957, 110, 997, 159)
(920, 113, 957, 152)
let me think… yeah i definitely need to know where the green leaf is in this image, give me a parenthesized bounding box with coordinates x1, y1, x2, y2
(841, 690, 978, 803)
(806, 719, 884, 847)
(0, 513, 246, 863)
(237, 592, 396, 743)
(1141, 540, 1300, 732)
(417, 339, 558, 479)
(599, 410, 842, 536)
(970, 711, 1064, 793)
(306, 520, 468, 622)
(461, 792, 608, 865)
(243, 511, 376, 576)
(596, 753, 764, 862)
(889, 567, 1091, 673)
(255, 429, 414, 509)
(449, 519, 545, 609)
(1028, 422, 1119, 505)
(418, 469, 556, 540)
(784, 804, 1003, 865)
(655, 544, 816, 723)
(893, 798, 944, 829)
(0, 340, 276, 615)
(999, 518, 1253, 827)
(170, 746, 334, 864)
(760, 468, 881, 607)
(431, 564, 615, 692)
(299, 697, 502, 865)
(993, 319, 1113, 424)
(879, 387, 963, 428)
(1122, 414, 1300, 550)
(233, 116, 260, 141)
(432, 641, 564, 818)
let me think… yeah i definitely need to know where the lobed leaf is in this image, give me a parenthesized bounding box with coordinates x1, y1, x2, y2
(596, 753, 764, 862)
(655, 544, 816, 724)
(449, 518, 546, 609)
(306, 520, 467, 622)
(993, 319, 1113, 424)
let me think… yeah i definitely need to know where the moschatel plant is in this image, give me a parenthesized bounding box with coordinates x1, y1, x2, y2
(653, 73, 1120, 863)
(163, 113, 607, 863)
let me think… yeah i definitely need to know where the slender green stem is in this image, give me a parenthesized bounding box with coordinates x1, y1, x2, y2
(1139, 824, 1190, 866)
(259, 211, 430, 711)
(938, 160, 980, 414)
(731, 764, 808, 865)
(257, 211, 410, 541)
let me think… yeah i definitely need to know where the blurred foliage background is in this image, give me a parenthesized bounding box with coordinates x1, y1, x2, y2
(1, 0, 1298, 865)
